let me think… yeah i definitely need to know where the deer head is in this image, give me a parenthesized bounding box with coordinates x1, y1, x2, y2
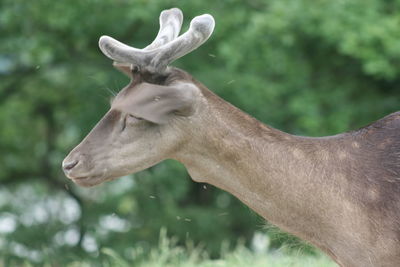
(62, 8, 215, 187)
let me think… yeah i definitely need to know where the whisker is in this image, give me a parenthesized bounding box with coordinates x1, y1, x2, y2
(104, 86, 116, 96)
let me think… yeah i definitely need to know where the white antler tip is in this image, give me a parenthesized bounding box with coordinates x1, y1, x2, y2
(190, 14, 215, 38)
(98, 35, 114, 57)
(98, 35, 136, 63)
(99, 35, 113, 50)
(160, 7, 183, 22)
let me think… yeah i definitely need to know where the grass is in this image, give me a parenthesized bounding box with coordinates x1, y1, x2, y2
(2, 229, 338, 267)
(71, 229, 337, 267)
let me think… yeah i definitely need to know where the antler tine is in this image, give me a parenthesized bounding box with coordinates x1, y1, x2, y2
(149, 14, 215, 71)
(144, 8, 183, 51)
(99, 35, 152, 66)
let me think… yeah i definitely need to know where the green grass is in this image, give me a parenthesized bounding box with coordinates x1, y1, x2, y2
(3, 229, 338, 267)
(109, 245, 338, 267)
(70, 229, 337, 267)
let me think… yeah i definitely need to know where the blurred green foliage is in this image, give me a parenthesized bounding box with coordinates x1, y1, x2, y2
(0, 0, 399, 265)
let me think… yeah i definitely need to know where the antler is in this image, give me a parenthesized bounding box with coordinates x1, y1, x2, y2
(98, 8, 215, 73)
(144, 8, 183, 51)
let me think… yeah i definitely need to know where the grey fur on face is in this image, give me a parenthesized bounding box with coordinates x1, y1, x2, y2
(98, 8, 215, 74)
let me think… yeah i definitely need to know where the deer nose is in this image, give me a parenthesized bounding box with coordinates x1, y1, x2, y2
(63, 160, 79, 171)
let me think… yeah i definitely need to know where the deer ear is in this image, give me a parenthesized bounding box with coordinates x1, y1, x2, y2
(121, 82, 197, 124)
(113, 62, 132, 77)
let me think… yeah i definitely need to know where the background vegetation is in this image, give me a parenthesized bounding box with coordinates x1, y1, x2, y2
(1, 0, 399, 265)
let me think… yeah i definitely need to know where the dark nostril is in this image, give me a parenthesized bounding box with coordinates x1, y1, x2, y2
(63, 160, 79, 171)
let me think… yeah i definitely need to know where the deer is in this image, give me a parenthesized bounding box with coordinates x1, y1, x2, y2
(62, 8, 400, 267)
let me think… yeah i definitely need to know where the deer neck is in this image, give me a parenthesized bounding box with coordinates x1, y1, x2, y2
(174, 89, 350, 255)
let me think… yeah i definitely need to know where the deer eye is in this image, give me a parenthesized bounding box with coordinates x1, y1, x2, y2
(121, 114, 143, 132)
(126, 114, 143, 124)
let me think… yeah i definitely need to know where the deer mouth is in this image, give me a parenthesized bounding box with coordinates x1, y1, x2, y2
(70, 174, 120, 187)
(69, 175, 105, 187)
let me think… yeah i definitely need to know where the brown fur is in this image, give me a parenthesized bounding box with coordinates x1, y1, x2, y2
(164, 68, 400, 266)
